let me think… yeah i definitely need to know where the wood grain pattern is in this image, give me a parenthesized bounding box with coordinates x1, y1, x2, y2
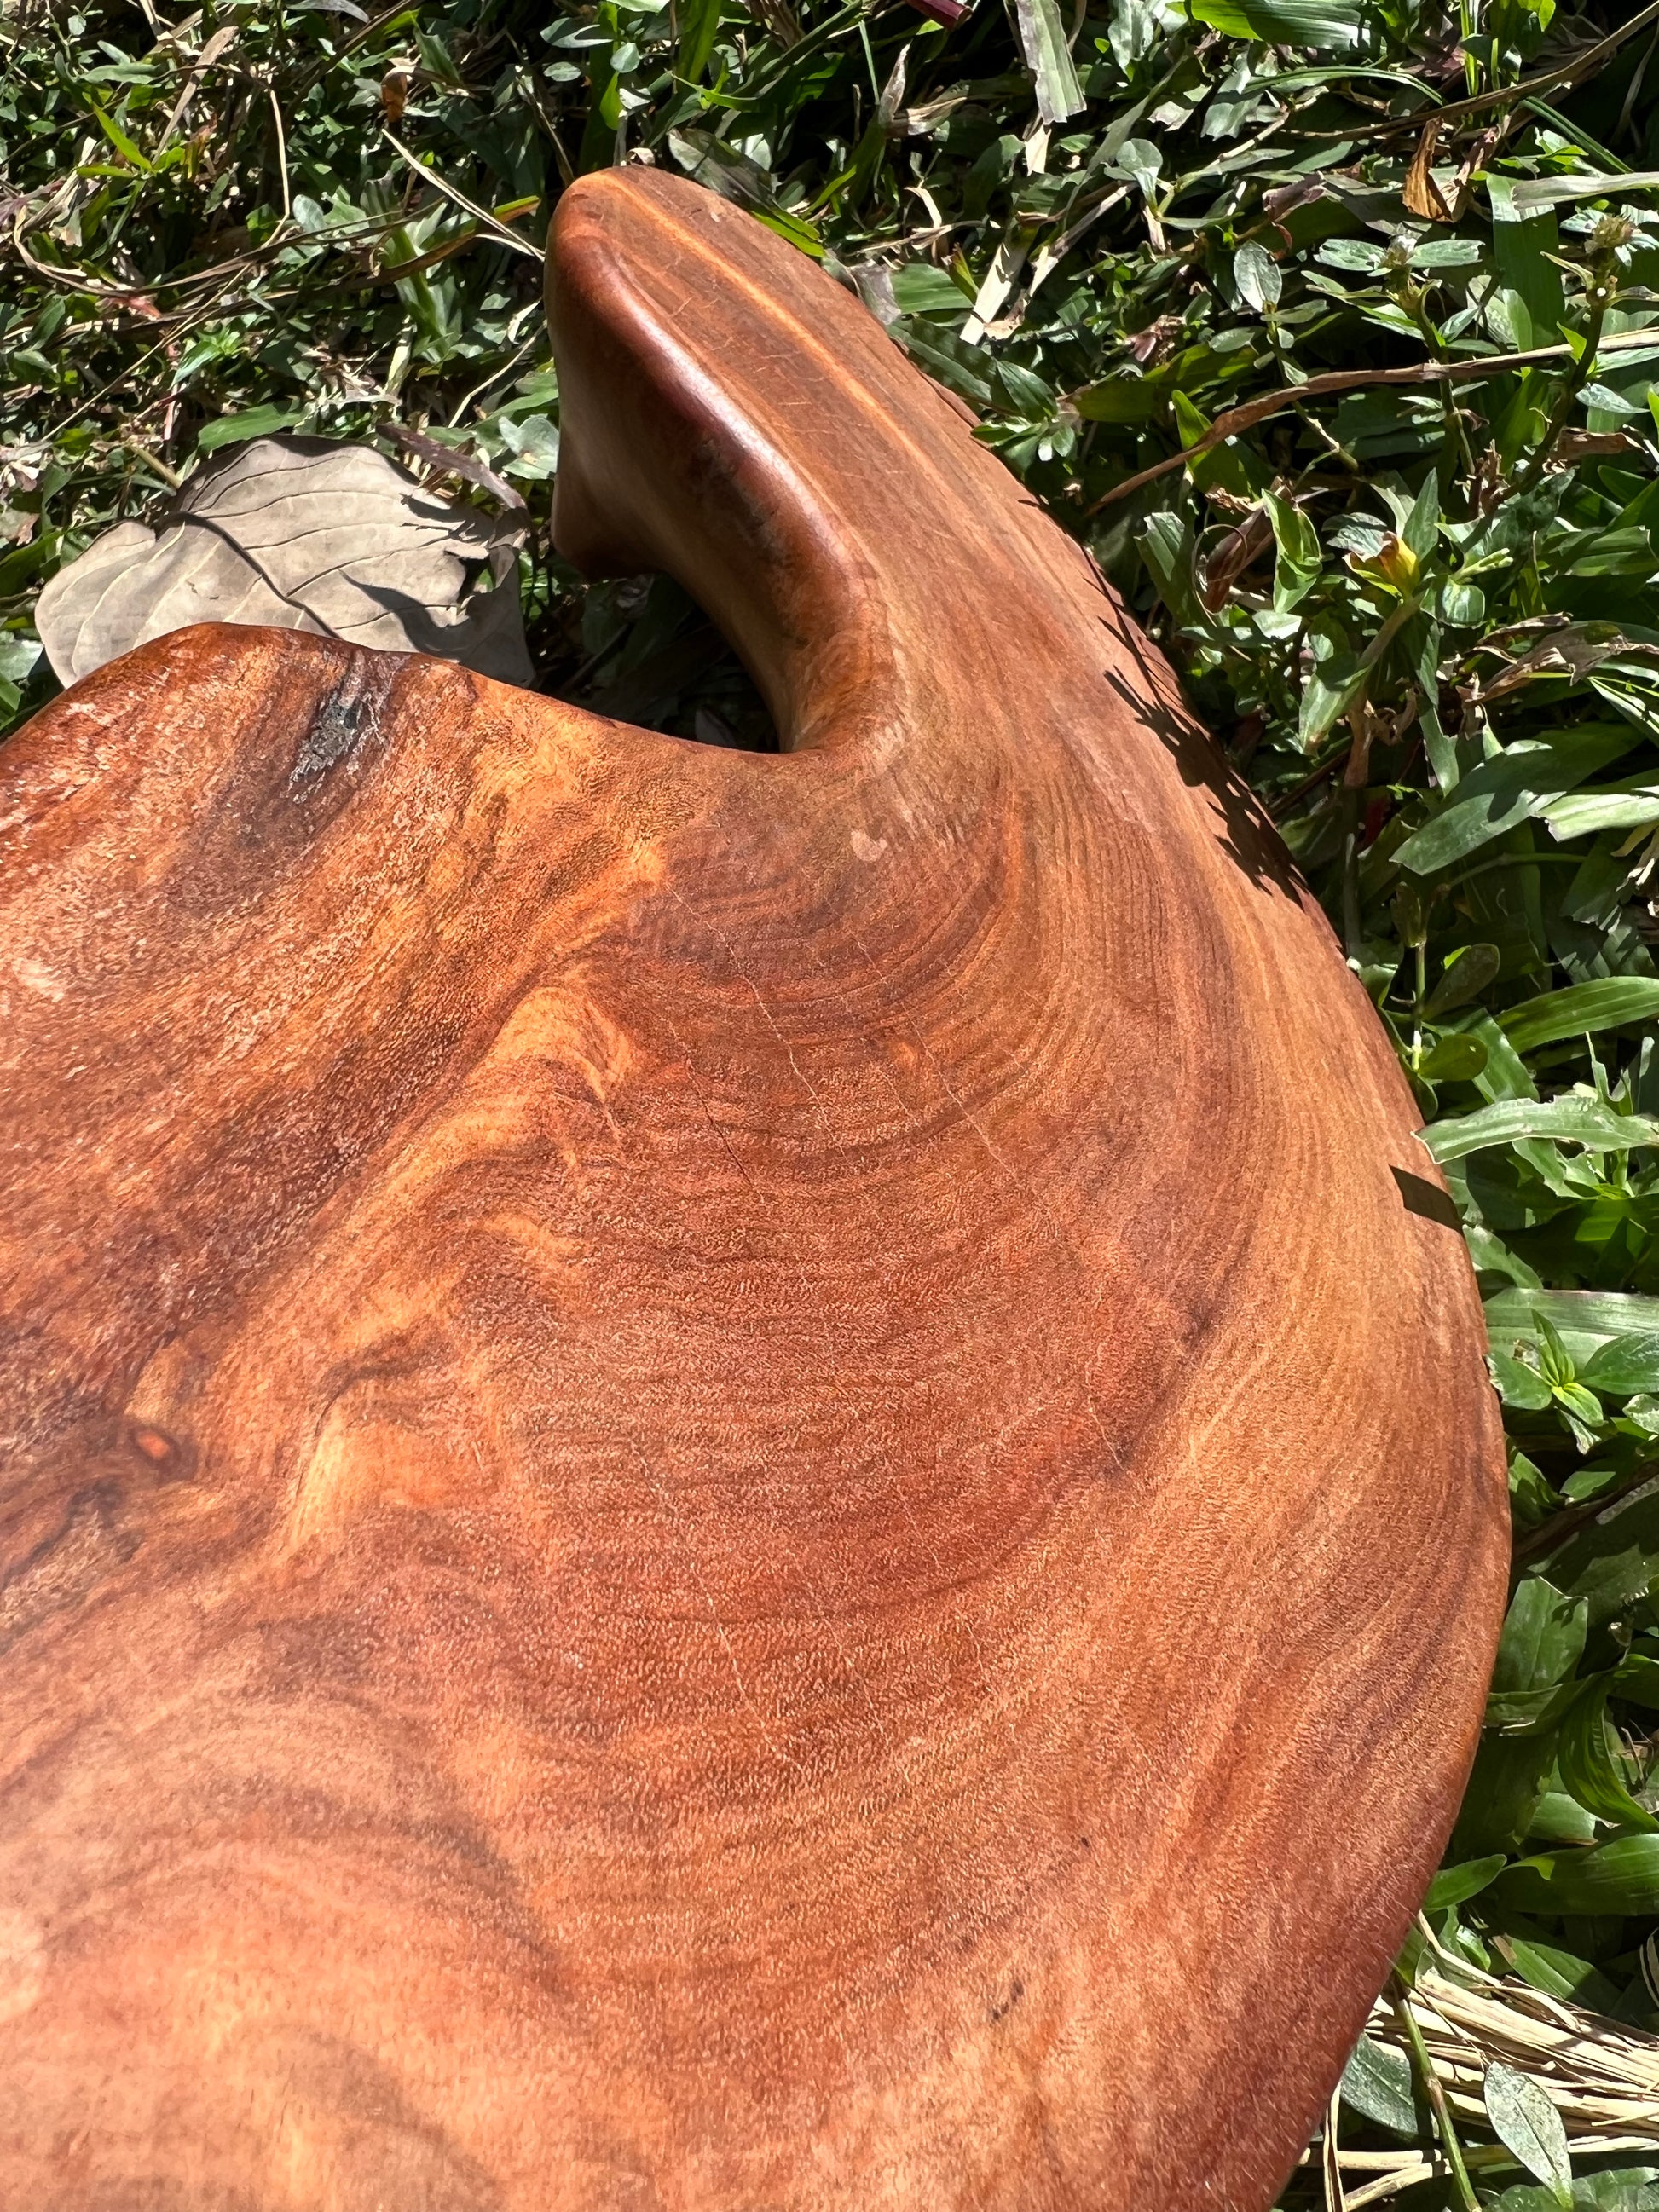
(0, 169, 1508, 2211)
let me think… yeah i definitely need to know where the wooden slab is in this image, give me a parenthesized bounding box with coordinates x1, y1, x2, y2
(0, 170, 1508, 2210)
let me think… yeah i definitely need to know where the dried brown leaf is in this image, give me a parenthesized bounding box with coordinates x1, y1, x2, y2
(1471, 622, 1657, 703)
(381, 424, 529, 516)
(1404, 119, 1454, 223)
(1554, 428, 1639, 465)
(1199, 504, 1273, 611)
(35, 434, 532, 689)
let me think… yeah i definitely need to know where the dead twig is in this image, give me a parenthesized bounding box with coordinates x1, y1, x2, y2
(381, 129, 544, 261)
(1085, 330, 1659, 516)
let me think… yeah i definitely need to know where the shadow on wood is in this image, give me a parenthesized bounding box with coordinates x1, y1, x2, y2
(0, 169, 1507, 2210)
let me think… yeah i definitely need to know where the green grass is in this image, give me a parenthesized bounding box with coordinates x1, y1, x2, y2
(9, 0, 1659, 2197)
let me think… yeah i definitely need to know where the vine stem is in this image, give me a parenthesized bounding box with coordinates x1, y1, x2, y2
(1514, 289, 1610, 498)
(1299, 0, 1659, 144)
(1392, 1974, 1482, 2212)
(1085, 331, 1659, 516)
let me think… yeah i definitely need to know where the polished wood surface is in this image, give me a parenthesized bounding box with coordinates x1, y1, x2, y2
(0, 170, 1507, 2210)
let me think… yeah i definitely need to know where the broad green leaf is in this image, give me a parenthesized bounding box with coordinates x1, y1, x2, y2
(1493, 1578, 1587, 1694)
(1101, 0, 1162, 70)
(94, 102, 150, 170)
(1471, 1227, 1543, 1292)
(1526, 1792, 1598, 1845)
(1484, 2062, 1573, 2211)
(1139, 511, 1197, 626)
(1502, 1833, 1659, 1914)
(1486, 1290, 1659, 1360)
(1571, 2178, 1659, 2212)
(1408, 610, 1457, 790)
(198, 406, 304, 453)
(1499, 1932, 1619, 2011)
(1486, 1678, 1581, 1729)
(1318, 239, 1387, 274)
(1548, 1491, 1659, 1621)
(1172, 393, 1263, 498)
(1402, 472, 1439, 562)
(676, 0, 721, 84)
(1420, 1097, 1659, 1162)
(1491, 1346, 1554, 1411)
(889, 264, 972, 318)
(1584, 1335, 1659, 1396)
(899, 323, 996, 410)
(1395, 725, 1644, 874)
(1557, 1678, 1656, 1832)
(0, 638, 41, 685)
(1616, 1651, 1659, 1708)
(1454, 1728, 1558, 1854)
(991, 360, 1053, 417)
(1495, 2183, 1659, 2212)
(1183, 0, 1361, 49)
(1117, 139, 1164, 198)
(1557, 1380, 1605, 1448)
(1425, 1853, 1506, 1909)
(1512, 171, 1659, 209)
(1298, 627, 1364, 748)
(1553, 524, 1659, 571)
(1544, 778, 1659, 840)
(1501, 979, 1659, 1054)
(1414, 239, 1485, 269)
(495, 413, 560, 480)
(1234, 241, 1280, 314)
(1535, 1311, 1576, 1390)
(1171, 390, 1209, 451)
(1265, 492, 1319, 612)
(1074, 378, 1166, 424)
(1564, 1463, 1627, 1505)
(754, 207, 825, 259)
(1425, 944, 1500, 1018)
(1014, 0, 1083, 125)
(1418, 1032, 1487, 1083)
(1338, 2031, 1419, 2138)
(1436, 580, 1488, 627)
(1489, 176, 1566, 353)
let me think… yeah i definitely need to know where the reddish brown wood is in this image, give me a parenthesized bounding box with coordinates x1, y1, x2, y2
(0, 170, 1507, 2211)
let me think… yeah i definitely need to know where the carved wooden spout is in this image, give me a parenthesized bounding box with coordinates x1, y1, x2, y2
(0, 169, 1506, 2211)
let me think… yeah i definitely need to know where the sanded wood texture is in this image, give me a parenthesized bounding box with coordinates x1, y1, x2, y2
(0, 170, 1507, 2211)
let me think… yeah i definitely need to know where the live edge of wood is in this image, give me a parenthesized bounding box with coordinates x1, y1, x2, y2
(0, 170, 1507, 2211)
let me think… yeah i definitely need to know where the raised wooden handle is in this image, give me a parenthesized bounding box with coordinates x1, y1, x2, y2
(0, 168, 1506, 2211)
